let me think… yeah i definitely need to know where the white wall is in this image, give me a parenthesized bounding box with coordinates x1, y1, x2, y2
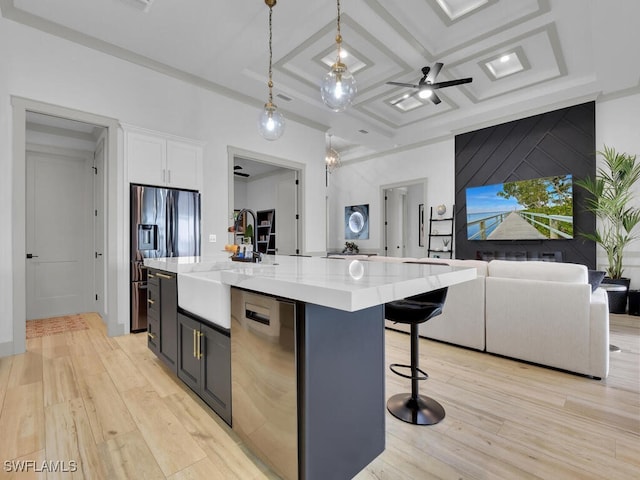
(233, 179, 249, 210)
(245, 172, 286, 212)
(596, 92, 640, 288)
(0, 18, 325, 351)
(327, 139, 454, 255)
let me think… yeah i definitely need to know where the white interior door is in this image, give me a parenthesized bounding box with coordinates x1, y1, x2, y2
(276, 170, 297, 255)
(385, 188, 406, 257)
(26, 149, 91, 320)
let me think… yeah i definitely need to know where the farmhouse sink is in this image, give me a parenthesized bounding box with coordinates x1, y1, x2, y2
(178, 270, 230, 329)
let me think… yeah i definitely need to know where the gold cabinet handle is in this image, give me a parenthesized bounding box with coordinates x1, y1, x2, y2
(156, 272, 173, 280)
(148, 273, 155, 278)
(196, 331, 204, 359)
(193, 329, 197, 358)
(147, 299, 155, 305)
(147, 332, 156, 340)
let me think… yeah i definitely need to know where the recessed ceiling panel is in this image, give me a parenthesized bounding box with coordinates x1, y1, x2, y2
(434, 0, 490, 21)
(355, 87, 458, 129)
(450, 26, 563, 102)
(366, 0, 546, 57)
(274, 15, 413, 99)
(482, 47, 529, 80)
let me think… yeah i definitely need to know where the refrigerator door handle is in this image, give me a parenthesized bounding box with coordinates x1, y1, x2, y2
(167, 191, 175, 256)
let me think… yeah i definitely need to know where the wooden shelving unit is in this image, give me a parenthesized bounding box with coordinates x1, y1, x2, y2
(427, 206, 454, 259)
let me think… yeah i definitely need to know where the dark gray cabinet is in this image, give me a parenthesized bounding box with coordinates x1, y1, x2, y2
(177, 312, 231, 426)
(146, 272, 161, 355)
(147, 268, 178, 373)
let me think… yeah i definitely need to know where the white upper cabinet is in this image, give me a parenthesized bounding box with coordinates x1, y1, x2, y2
(165, 140, 202, 190)
(125, 126, 203, 191)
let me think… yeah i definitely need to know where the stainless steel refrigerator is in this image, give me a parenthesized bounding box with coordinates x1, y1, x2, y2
(130, 184, 201, 332)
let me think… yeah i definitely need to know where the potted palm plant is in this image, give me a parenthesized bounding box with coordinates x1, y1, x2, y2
(576, 146, 640, 313)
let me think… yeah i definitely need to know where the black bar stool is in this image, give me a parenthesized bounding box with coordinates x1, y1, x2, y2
(385, 286, 448, 425)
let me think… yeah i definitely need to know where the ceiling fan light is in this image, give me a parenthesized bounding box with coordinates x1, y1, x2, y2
(258, 103, 285, 141)
(418, 88, 433, 99)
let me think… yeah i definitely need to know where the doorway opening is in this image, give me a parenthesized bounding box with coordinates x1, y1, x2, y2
(25, 112, 106, 322)
(380, 179, 427, 258)
(11, 97, 120, 356)
(228, 148, 304, 256)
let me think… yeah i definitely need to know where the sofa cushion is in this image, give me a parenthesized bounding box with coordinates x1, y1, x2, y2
(588, 270, 606, 292)
(418, 257, 489, 276)
(366, 256, 417, 262)
(488, 260, 588, 284)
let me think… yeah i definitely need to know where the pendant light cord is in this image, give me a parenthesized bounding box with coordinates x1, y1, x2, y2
(335, 0, 343, 64)
(268, 4, 274, 105)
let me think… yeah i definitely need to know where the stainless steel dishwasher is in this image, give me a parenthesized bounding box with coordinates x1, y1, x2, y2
(230, 287, 298, 480)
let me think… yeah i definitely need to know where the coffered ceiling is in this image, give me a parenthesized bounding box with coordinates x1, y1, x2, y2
(2, 0, 639, 160)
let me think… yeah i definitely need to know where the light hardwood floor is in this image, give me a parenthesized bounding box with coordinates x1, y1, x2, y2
(0, 313, 637, 479)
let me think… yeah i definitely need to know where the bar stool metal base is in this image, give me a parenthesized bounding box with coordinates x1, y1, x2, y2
(387, 393, 446, 425)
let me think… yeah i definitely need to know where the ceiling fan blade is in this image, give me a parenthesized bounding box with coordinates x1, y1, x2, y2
(386, 81, 420, 88)
(430, 91, 442, 105)
(234, 165, 243, 170)
(430, 78, 473, 90)
(234, 171, 250, 177)
(425, 62, 443, 84)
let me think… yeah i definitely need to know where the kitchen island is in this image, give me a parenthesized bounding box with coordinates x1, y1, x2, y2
(144, 255, 476, 480)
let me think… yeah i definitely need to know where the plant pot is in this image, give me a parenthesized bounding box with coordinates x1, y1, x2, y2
(601, 277, 631, 314)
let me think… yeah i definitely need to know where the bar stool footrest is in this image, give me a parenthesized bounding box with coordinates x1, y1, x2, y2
(389, 362, 428, 381)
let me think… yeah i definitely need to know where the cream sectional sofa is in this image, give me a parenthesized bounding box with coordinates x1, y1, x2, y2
(485, 260, 609, 379)
(371, 255, 609, 379)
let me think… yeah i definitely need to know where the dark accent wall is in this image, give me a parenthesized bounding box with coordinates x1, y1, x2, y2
(455, 101, 596, 267)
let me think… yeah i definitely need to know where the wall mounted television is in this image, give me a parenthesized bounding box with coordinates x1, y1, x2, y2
(465, 174, 573, 240)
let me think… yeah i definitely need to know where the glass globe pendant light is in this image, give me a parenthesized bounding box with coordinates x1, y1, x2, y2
(320, 0, 356, 112)
(258, 0, 285, 141)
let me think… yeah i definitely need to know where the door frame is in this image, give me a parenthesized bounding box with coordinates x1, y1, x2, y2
(93, 134, 107, 316)
(379, 178, 428, 257)
(227, 146, 305, 255)
(11, 97, 121, 355)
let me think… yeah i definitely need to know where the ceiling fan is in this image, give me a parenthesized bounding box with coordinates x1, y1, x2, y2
(234, 165, 249, 177)
(386, 63, 472, 105)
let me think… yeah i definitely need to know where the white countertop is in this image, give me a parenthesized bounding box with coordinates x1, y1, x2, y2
(146, 255, 476, 312)
(144, 254, 234, 273)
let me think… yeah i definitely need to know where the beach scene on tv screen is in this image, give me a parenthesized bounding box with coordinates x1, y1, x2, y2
(466, 175, 573, 240)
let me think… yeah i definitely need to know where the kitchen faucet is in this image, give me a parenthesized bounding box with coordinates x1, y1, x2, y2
(234, 208, 262, 262)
